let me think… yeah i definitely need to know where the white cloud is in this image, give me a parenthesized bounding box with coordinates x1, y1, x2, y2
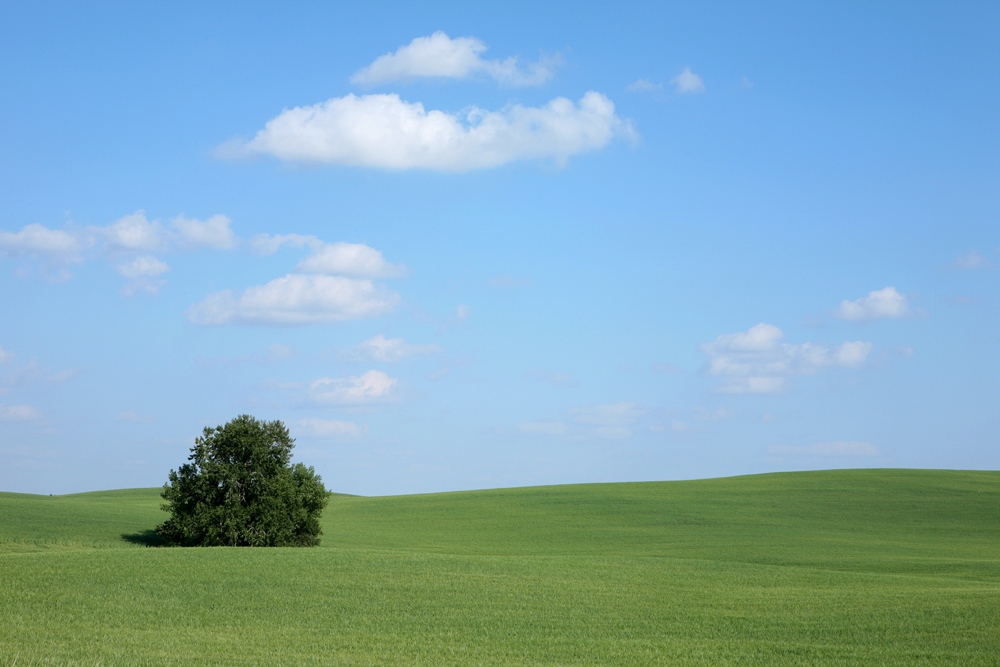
(1, 359, 76, 394)
(517, 421, 568, 435)
(0, 223, 82, 261)
(100, 210, 167, 253)
(739, 76, 754, 90)
(568, 402, 646, 425)
(338, 334, 441, 362)
(3, 210, 239, 272)
(832, 287, 909, 322)
(950, 250, 992, 270)
(295, 242, 407, 278)
(247, 233, 321, 255)
(834, 340, 873, 367)
(769, 441, 879, 457)
(117, 255, 170, 279)
(701, 323, 873, 393)
(187, 274, 399, 326)
(171, 214, 238, 250)
(0, 403, 43, 422)
(222, 91, 635, 171)
(299, 418, 364, 437)
(0, 346, 12, 364)
(718, 377, 788, 395)
(350, 31, 558, 87)
(309, 370, 397, 405)
(45, 369, 76, 384)
(117, 255, 170, 296)
(671, 67, 705, 94)
(116, 411, 156, 423)
(626, 79, 663, 92)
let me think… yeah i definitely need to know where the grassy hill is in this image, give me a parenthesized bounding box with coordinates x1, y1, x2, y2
(1, 469, 998, 665)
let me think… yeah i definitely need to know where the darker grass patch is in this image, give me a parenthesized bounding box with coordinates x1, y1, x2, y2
(121, 529, 163, 547)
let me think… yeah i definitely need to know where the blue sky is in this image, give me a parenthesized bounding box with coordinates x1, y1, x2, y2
(1, 1, 998, 495)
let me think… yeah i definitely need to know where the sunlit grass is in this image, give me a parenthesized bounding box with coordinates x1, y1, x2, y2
(1, 469, 998, 665)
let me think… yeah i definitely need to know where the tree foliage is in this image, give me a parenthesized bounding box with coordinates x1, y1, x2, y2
(157, 415, 329, 547)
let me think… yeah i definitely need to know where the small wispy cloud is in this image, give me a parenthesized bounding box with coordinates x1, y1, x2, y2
(351, 31, 560, 87)
(832, 287, 910, 322)
(295, 242, 408, 278)
(671, 67, 705, 94)
(701, 323, 873, 394)
(309, 370, 397, 405)
(336, 334, 441, 363)
(568, 402, 646, 426)
(950, 250, 992, 271)
(118, 255, 170, 296)
(0, 403, 43, 422)
(626, 78, 663, 93)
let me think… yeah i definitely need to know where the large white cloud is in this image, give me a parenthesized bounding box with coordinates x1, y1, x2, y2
(337, 334, 441, 363)
(351, 31, 558, 87)
(222, 91, 635, 171)
(309, 370, 397, 405)
(0, 224, 82, 261)
(171, 214, 238, 250)
(832, 286, 909, 322)
(701, 323, 873, 394)
(186, 274, 400, 326)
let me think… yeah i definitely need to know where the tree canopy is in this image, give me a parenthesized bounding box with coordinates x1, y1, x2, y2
(156, 415, 329, 547)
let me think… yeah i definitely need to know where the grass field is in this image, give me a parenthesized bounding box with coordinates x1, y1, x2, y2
(1, 469, 998, 665)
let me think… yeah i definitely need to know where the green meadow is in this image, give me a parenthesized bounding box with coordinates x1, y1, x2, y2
(1, 469, 998, 666)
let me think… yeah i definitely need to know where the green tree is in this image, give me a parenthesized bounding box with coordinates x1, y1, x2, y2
(157, 415, 329, 547)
